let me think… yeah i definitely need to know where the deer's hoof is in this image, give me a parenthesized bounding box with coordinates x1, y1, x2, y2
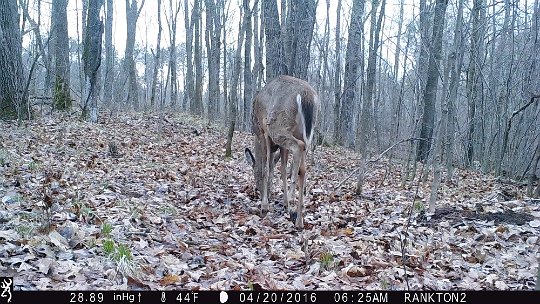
(260, 208, 268, 217)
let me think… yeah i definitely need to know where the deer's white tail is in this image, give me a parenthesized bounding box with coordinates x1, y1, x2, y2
(296, 93, 316, 148)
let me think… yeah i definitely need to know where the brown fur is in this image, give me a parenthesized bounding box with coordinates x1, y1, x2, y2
(246, 75, 320, 229)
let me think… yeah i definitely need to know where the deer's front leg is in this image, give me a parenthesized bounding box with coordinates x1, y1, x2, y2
(280, 148, 290, 213)
(261, 134, 271, 217)
(295, 152, 306, 229)
(288, 140, 305, 225)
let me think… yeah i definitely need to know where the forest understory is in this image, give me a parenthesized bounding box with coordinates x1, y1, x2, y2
(0, 112, 539, 290)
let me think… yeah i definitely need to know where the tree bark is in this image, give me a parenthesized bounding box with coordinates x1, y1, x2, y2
(243, 0, 253, 131)
(184, 0, 194, 111)
(333, 0, 342, 143)
(416, 0, 448, 162)
(150, 0, 162, 108)
(103, 0, 114, 106)
(167, 0, 181, 107)
(0, 0, 29, 121)
(283, 0, 317, 79)
(52, 0, 71, 110)
(252, 1, 263, 92)
(339, 0, 364, 148)
(359, 0, 385, 155)
(465, 0, 485, 166)
(225, 8, 246, 158)
(125, 0, 145, 111)
(262, 0, 285, 79)
(446, 0, 465, 181)
(193, 0, 203, 116)
(83, 0, 104, 122)
(205, 0, 222, 120)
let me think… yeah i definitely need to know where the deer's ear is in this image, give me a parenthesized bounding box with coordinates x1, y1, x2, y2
(245, 148, 255, 167)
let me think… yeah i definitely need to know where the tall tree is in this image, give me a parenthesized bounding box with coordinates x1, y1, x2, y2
(125, 0, 145, 110)
(184, 0, 194, 111)
(393, 0, 404, 82)
(284, 0, 317, 79)
(465, 0, 485, 166)
(193, 0, 203, 115)
(416, 0, 448, 162)
(205, 0, 222, 120)
(103, 0, 114, 106)
(150, 0, 162, 108)
(51, 0, 71, 110)
(445, 0, 465, 180)
(225, 7, 246, 158)
(76, 0, 88, 106)
(359, 0, 386, 154)
(166, 0, 181, 107)
(262, 0, 285, 79)
(332, 0, 342, 142)
(243, 0, 253, 131)
(252, 0, 263, 91)
(338, 0, 364, 148)
(83, 0, 104, 122)
(0, 0, 29, 120)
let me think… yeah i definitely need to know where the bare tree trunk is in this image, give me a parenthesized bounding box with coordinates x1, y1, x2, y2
(465, 0, 485, 167)
(262, 0, 285, 79)
(359, 0, 385, 155)
(150, 0, 162, 109)
(495, 0, 517, 176)
(83, 0, 104, 122)
(222, 1, 229, 123)
(393, 29, 411, 163)
(205, 0, 222, 121)
(446, 0, 465, 181)
(416, 0, 448, 162)
(184, 0, 195, 111)
(0, 0, 29, 121)
(339, 0, 364, 148)
(283, 0, 317, 79)
(393, 0, 404, 81)
(193, 0, 203, 116)
(252, 0, 262, 92)
(243, 0, 253, 131)
(429, 51, 453, 213)
(103, 0, 114, 106)
(333, 0, 342, 143)
(167, 0, 180, 108)
(125, 0, 145, 111)
(213, 0, 222, 118)
(225, 8, 246, 158)
(76, 0, 87, 109)
(318, 0, 331, 138)
(406, 0, 430, 176)
(52, 0, 71, 110)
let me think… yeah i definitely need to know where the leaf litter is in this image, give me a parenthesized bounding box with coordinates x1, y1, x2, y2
(0, 113, 538, 290)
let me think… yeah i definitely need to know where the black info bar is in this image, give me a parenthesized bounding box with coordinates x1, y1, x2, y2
(1, 290, 539, 304)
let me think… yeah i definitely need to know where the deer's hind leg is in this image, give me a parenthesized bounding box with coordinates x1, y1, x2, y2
(295, 150, 306, 229)
(271, 132, 305, 227)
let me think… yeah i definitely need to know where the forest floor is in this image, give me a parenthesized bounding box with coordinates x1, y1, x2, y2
(0, 112, 539, 290)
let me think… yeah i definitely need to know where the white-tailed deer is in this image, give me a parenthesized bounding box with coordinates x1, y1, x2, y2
(245, 75, 320, 229)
